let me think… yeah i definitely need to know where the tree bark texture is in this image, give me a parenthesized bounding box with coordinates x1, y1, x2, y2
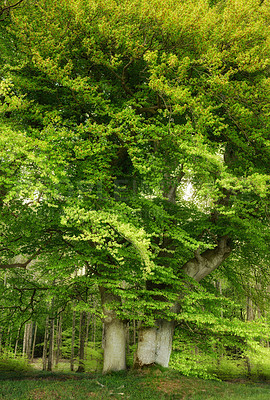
(182, 236, 231, 282)
(134, 319, 176, 368)
(155, 319, 176, 367)
(134, 326, 157, 367)
(23, 322, 33, 359)
(134, 237, 232, 368)
(100, 287, 126, 373)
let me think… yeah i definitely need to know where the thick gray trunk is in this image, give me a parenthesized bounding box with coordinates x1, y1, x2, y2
(182, 236, 231, 282)
(100, 287, 126, 373)
(155, 320, 175, 367)
(134, 326, 157, 367)
(135, 237, 232, 368)
(134, 319, 175, 368)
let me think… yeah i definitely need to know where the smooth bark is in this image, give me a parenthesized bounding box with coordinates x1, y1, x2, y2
(134, 319, 177, 368)
(134, 326, 157, 367)
(155, 319, 176, 367)
(182, 236, 231, 282)
(100, 287, 126, 373)
(135, 237, 232, 368)
(23, 322, 33, 359)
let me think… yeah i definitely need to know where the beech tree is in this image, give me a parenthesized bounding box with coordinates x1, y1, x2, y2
(0, 0, 270, 373)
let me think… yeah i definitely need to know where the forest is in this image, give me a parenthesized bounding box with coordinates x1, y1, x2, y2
(0, 0, 270, 396)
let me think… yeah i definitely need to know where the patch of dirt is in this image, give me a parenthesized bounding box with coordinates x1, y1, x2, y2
(29, 389, 61, 400)
(225, 378, 252, 384)
(145, 377, 191, 398)
(144, 376, 212, 399)
(5, 372, 93, 382)
(30, 389, 102, 399)
(29, 389, 47, 400)
(155, 379, 183, 394)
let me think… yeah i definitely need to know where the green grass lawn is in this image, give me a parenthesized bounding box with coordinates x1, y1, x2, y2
(1, 369, 270, 400)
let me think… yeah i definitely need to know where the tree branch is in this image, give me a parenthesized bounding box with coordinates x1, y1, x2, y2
(0, 246, 43, 270)
(182, 236, 232, 282)
(0, 0, 24, 20)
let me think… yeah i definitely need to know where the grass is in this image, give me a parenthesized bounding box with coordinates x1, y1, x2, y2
(0, 356, 35, 373)
(1, 369, 270, 400)
(2, 347, 270, 399)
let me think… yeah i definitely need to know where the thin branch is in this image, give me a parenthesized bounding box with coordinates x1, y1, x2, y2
(0, 0, 24, 19)
(0, 262, 29, 269)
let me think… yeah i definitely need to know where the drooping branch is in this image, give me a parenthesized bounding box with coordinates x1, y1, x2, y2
(0, 0, 24, 20)
(182, 236, 232, 282)
(0, 247, 42, 270)
(0, 261, 28, 269)
(0, 231, 55, 270)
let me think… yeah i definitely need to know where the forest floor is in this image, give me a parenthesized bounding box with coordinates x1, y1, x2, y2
(1, 367, 270, 400)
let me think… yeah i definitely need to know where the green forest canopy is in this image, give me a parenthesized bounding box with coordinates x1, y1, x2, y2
(0, 0, 269, 373)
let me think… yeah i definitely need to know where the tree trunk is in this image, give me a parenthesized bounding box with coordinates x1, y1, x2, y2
(22, 322, 32, 359)
(47, 316, 54, 371)
(85, 312, 91, 350)
(31, 323, 38, 362)
(42, 317, 49, 371)
(55, 313, 62, 367)
(134, 236, 232, 369)
(77, 311, 87, 372)
(246, 297, 254, 321)
(92, 313, 96, 349)
(27, 322, 33, 359)
(126, 322, 130, 355)
(7, 324, 12, 349)
(133, 320, 136, 346)
(0, 328, 2, 356)
(134, 326, 156, 367)
(14, 326, 20, 357)
(155, 319, 175, 367)
(100, 287, 126, 373)
(22, 324, 27, 357)
(216, 280, 223, 318)
(134, 319, 175, 368)
(70, 308, 76, 372)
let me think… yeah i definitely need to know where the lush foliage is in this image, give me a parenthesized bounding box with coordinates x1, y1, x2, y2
(0, 0, 269, 375)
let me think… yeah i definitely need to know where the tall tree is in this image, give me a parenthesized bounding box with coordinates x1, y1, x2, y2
(0, 0, 269, 372)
